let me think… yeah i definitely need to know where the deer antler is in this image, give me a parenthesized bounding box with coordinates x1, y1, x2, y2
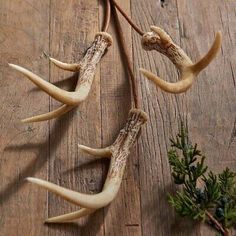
(111, 1, 222, 93)
(9, 32, 112, 122)
(26, 109, 148, 223)
(140, 26, 222, 93)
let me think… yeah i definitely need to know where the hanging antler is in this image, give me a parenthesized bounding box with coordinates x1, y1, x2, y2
(140, 26, 222, 94)
(9, 32, 112, 122)
(110, 1, 222, 94)
(26, 109, 148, 223)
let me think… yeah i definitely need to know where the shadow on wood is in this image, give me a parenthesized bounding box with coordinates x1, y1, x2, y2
(0, 109, 77, 205)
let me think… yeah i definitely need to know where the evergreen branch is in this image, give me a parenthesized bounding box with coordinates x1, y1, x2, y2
(167, 122, 235, 236)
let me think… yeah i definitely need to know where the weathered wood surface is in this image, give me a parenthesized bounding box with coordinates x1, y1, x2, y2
(0, 0, 235, 235)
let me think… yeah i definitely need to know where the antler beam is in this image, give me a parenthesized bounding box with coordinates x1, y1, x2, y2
(9, 32, 112, 122)
(140, 26, 222, 94)
(26, 109, 148, 223)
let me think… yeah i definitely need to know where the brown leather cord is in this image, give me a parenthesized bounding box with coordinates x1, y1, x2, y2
(102, 0, 111, 32)
(111, 0, 144, 36)
(111, 2, 140, 109)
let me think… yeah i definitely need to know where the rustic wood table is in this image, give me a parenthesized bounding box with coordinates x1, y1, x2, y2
(0, 0, 235, 235)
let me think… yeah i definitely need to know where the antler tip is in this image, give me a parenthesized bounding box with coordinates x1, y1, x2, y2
(48, 57, 58, 63)
(48, 57, 81, 72)
(150, 25, 159, 31)
(44, 218, 55, 224)
(21, 118, 29, 123)
(139, 68, 146, 73)
(191, 30, 222, 74)
(216, 31, 222, 43)
(139, 67, 159, 81)
(8, 63, 18, 69)
(8, 63, 31, 75)
(78, 144, 85, 149)
(26, 177, 35, 182)
(26, 177, 43, 185)
(139, 68, 151, 77)
(139, 67, 151, 79)
(78, 144, 112, 158)
(9, 63, 27, 74)
(149, 25, 163, 35)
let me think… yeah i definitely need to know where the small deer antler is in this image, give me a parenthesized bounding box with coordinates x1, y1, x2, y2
(140, 26, 222, 93)
(9, 32, 112, 122)
(26, 109, 148, 223)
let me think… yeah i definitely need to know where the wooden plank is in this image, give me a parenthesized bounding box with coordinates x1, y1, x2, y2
(131, 0, 185, 235)
(0, 0, 235, 235)
(176, 1, 236, 235)
(100, 1, 142, 235)
(132, 0, 236, 235)
(0, 0, 50, 235)
(47, 0, 104, 235)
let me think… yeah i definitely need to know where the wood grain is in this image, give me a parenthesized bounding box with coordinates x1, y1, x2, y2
(47, 0, 104, 235)
(0, 0, 235, 235)
(100, 1, 142, 235)
(132, 0, 236, 235)
(0, 1, 50, 235)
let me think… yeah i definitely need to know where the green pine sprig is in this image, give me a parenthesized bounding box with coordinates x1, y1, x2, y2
(168, 122, 236, 236)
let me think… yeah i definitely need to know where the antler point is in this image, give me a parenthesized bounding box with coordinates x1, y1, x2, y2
(8, 63, 17, 68)
(21, 118, 29, 123)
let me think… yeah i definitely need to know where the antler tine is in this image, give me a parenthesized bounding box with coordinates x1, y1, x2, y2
(43, 51, 81, 72)
(26, 177, 112, 209)
(191, 31, 222, 74)
(140, 26, 222, 94)
(9, 63, 87, 105)
(139, 68, 194, 94)
(26, 145, 110, 224)
(21, 104, 75, 123)
(48, 56, 81, 72)
(78, 144, 112, 158)
(45, 208, 95, 223)
(10, 32, 113, 121)
(26, 109, 148, 222)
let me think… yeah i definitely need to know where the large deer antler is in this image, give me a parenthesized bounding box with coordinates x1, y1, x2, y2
(26, 109, 148, 223)
(9, 32, 112, 122)
(140, 26, 222, 94)
(110, 1, 222, 94)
